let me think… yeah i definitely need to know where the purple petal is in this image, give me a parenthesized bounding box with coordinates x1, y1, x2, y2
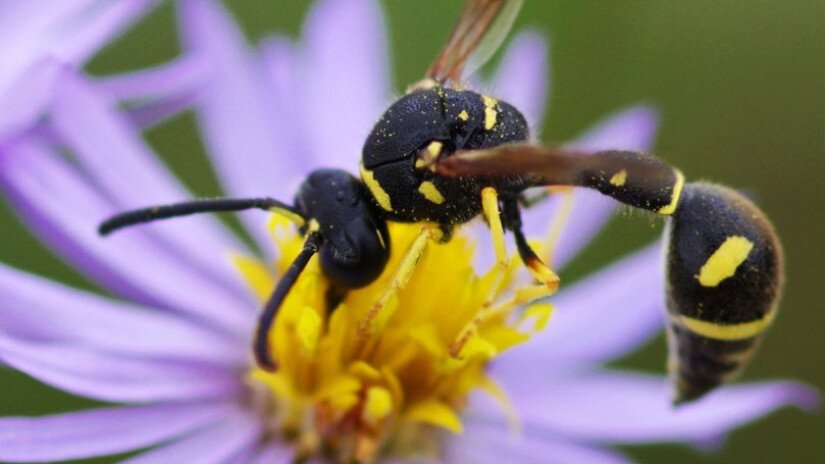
(493, 242, 665, 381)
(96, 54, 207, 102)
(0, 334, 241, 403)
(0, 139, 253, 337)
(571, 106, 660, 152)
(50, 70, 250, 301)
(508, 370, 819, 445)
(0, 262, 244, 366)
(447, 420, 630, 464)
(488, 31, 550, 136)
(250, 444, 294, 464)
(521, 106, 660, 269)
(0, 0, 158, 139)
(0, 59, 60, 140)
(178, 0, 298, 253)
(121, 408, 262, 464)
(0, 402, 234, 462)
(298, 0, 391, 170)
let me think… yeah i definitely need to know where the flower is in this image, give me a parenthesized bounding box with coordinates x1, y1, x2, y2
(0, 0, 817, 463)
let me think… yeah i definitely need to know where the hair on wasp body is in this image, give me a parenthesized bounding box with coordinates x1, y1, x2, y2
(100, 0, 783, 405)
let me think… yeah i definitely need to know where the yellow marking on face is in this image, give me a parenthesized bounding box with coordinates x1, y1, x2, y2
(609, 169, 627, 187)
(458, 110, 469, 121)
(696, 236, 754, 287)
(675, 308, 776, 341)
(657, 170, 684, 215)
(359, 163, 393, 212)
(269, 206, 305, 227)
(482, 95, 498, 131)
(418, 181, 445, 204)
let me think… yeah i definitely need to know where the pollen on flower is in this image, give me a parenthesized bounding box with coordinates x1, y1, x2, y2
(235, 216, 553, 463)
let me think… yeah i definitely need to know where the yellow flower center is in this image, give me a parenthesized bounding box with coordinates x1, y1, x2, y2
(233, 217, 553, 463)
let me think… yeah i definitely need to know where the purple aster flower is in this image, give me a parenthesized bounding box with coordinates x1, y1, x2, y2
(0, 0, 817, 463)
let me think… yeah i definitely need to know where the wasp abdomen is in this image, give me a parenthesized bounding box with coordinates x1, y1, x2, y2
(665, 183, 783, 404)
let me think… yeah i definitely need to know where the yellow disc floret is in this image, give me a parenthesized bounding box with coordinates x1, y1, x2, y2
(234, 217, 553, 463)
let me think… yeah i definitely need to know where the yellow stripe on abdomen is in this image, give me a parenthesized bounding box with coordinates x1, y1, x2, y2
(675, 309, 776, 341)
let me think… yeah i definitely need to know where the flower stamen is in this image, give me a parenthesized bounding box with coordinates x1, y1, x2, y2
(237, 221, 553, 463)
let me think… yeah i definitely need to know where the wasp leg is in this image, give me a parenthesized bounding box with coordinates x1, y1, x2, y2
(501, 197, 560, 292)
(449, 187, 511, 358)
(480, 186, 510, 305)
(358, 225, 435, 338)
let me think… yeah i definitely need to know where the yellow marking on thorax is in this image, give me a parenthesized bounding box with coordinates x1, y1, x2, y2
(481, 95, 498, 131)
(359, 163, 393, 212)
(418, 181, 445, 204)
(675, 308, 776, 341)
(657, 170, 684, 215)
(696, 236, 754, 287)
(609, 169, 627, 187)
(458, 110, 469, 121)
(416, 141, 443, 171)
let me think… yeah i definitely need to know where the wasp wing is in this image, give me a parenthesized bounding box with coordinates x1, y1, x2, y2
(427, 0, 524, 85)
(437, 143, 587, 185)
(438, 144, 683, 214)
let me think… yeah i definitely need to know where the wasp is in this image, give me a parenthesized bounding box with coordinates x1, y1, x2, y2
(100, 0, 782, 405)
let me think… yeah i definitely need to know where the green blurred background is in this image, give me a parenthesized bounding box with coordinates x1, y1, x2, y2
(1, 0, 822, 462)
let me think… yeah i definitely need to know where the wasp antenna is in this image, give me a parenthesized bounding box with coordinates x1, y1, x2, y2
(254, 231, 323, 371)
(98, 197, 302, 236)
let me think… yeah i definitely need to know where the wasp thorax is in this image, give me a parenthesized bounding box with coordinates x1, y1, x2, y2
(360, 87, 529, 228)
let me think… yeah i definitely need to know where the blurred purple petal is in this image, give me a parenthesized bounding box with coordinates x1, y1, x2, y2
(299, 0, 390, 170)
(493, 242, 665, 380)
(0, 263, 243, 366)
(0, 139, 253, 337)
(97, 54, 207, 102)
(521, 106, 660, 268)
(510, 370, 819, 445)
(258, 36, 304, 164)
(489, 31, 550, 135)
(121, 408, 262, 464)
(448, 421, 631, 464)
(178, 0, 298, 254)
(0, 0, 159, 139)
(250, 444, 294, 464)
(0, 59, 59, 139)
(0, 402, 233, 462)
(0, 335, 241, 403)
(571, 106, 660, 152)
(50, 70, 250, 300)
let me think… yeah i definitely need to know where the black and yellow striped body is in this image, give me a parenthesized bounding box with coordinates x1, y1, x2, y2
(360, 87, 528, 229)
(665, 183, 783, 403)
